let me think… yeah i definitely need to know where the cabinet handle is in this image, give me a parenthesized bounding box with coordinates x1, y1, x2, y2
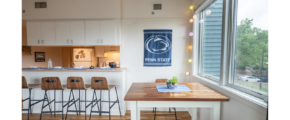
(67, 39, 69, 44)
(42, 40, 44, 44)
(71, 40, 73, 44)
(97, 39, 99, 44)
(38, 40, 40, 44)
(101, 39, 103, 44)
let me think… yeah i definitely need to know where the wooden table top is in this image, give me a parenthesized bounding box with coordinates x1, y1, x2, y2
(124, 83, 229, 101)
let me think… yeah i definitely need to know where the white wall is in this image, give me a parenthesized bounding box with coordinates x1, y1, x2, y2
(22, 0, 120, 20)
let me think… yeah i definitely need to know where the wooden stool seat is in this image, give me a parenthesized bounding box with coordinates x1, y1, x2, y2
(85, 84, 91, 89)
(26, 84, 41, 89)
(62, 85, 67, 89)
(108, 85, 117, 90)
(41, 77, 66, 90)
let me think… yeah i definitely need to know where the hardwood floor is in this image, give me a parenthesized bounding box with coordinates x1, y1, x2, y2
(22, 110, 191, 120)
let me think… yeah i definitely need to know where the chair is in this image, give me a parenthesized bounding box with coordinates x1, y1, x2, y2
(153, 79, 177, 120)
(40, 77, 78, 120)
(89, 77, 121, 120)
(22, 76, 47, 120)
(65, 77, 97, 120)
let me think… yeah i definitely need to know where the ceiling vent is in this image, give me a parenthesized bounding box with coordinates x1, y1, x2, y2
(35, 2, 47, 8)
(153, 4, 162, 10)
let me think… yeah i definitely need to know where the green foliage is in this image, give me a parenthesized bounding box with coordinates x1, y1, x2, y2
(236, 18, 268, 70)
(166, 79, 173, 84)
(172, 76, 178, 83)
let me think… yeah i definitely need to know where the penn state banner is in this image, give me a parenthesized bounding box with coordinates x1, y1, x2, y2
(144, 29, 172, 67)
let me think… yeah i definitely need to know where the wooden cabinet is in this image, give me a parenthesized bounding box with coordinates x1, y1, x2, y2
(56, 21, 85, 45)
(85, 20, 117, 45)
(27, 21, 56, 45)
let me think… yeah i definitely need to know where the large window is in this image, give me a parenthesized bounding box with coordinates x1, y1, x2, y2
(196, 0, 268, 100)
(199, 0, 223, 81)
(230, 0, 268, 96)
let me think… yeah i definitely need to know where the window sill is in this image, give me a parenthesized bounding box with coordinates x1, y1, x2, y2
(192, 75, 268, 108)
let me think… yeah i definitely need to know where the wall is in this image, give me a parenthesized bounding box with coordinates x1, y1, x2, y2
(22, 47, 62, 68)
(22, 0, 120, 20)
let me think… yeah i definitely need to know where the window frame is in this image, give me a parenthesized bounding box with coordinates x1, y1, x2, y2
(194, 0, 268, 102)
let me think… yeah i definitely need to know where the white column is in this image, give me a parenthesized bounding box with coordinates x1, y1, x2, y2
(131, 101, 137, 120)
(191, 108, 197, 120)
(211, 102, 221, 120)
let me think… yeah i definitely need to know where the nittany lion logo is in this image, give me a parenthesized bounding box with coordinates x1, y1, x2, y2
(145, 35, 171, 54)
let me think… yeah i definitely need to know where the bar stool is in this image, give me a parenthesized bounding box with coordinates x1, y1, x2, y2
(89, 77, 121, 120)
(153, 79, 177, 120)
(40, 77, 78, 120)
(22, 76, 50, 120)
(65, 77, 99, 120)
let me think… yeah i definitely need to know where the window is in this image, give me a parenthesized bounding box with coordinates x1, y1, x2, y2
(199, 0, 223, 81)
(229, 0, 268, 96)
(194, 0, 268, 101)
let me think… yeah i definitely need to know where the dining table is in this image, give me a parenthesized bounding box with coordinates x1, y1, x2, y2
(124, 82, 229, 120)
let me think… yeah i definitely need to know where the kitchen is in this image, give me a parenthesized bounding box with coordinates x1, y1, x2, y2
(16, 0, 269, 120)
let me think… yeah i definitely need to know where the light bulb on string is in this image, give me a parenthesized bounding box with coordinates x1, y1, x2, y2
(189, 32, 193, 36)
(189, 6, 194, 10)
(186, 71, 190, 75)
(189, 19, 194, 23)
(188, 45, 192, 50)
(206, 10, 211, 15)
(192, 15, 196, 19)
(188, 59, 192, 63)
(199, 19, 204, 23)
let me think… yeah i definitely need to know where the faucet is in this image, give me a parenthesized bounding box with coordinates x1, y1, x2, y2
(68, 62, 75, 68)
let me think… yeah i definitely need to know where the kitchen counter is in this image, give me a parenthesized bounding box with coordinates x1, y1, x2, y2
(22, 67, 126, 115)
(22, 67, 126, 72)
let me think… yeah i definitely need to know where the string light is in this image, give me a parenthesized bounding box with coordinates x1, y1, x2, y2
(189, 6, 194, 10)
(189, 32, 193, 36)
(206, 10, 211, 15)
(188, 45, 192, 49)
(192, 15, 196, 19)
(188, 59, 192, 63)
(189, 19, 194, 23)
(199, 19, 204, 23)
(186, 71, 190, 75)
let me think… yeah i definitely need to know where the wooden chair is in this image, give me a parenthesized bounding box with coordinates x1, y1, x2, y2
(153, 79, 177, 120)
(40, 77, 77, 120)
(22, 76, 43, 120)
(89, 77, 121, 120)
(65, 77, 94, 120)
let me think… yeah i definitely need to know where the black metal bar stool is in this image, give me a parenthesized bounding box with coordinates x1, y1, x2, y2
(40, 77, 78, 120)
(153, 79, 177, 120)
(22, 76, 51, 120)
(65, 77, 99, 120)
(89, 77, 121, 120)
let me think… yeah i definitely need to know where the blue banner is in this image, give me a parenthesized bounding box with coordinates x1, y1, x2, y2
(144, 30, 172, 67)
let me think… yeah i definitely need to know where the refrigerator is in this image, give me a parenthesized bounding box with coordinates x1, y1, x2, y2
(73, 48, 93, 68)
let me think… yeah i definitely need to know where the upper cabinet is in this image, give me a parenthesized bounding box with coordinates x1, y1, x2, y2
(55, 21, 85, 45)
(26, 20, 119, 46)
(27, 21, 56, 45)
(85, 20, 117, 45)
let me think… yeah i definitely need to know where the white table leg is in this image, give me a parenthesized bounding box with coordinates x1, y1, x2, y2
(211, 102, 221, 120)
(131, 101, 137, 120)
(137, 106, 140, 120)
(191, 108, 197, 120)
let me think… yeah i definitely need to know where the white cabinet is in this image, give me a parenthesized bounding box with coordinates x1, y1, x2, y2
(85, 20, 117, 45)
(85, 21, 100, 45)
(100, 20, 116, 45)
(27, 21, 56, 45)
(56, 21, 85, 45)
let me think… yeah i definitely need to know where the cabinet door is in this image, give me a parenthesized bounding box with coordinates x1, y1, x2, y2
(85, 21, 100, 45)
(100, 20, 116, 45)
(40, 22, 56, 45)
(70, 21, 85, 45)
(26, 21, 41, 45)
(55, 21, 70, 45)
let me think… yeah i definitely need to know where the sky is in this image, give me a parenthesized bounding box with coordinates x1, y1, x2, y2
(237, 0, 268, 30)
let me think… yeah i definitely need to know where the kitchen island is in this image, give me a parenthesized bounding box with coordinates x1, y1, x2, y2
(22, 68, 126, 115)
